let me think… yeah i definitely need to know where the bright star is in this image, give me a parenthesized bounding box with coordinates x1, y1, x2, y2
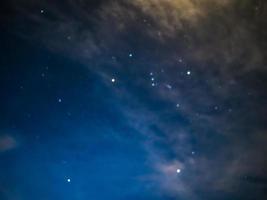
(176, 169, 181, 173)
(67, 178, 71, 182)
(187, 71, 191, 75)
(111, 78, 116, 83)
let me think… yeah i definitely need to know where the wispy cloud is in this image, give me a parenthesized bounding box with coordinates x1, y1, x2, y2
(3, 0, 267, 198)
(0, 135, 17, 152)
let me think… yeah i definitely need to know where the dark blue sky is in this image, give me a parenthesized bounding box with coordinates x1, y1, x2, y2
(1, 0, 267, 200)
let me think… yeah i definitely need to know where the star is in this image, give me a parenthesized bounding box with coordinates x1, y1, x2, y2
(186, 71, 191, 75)
(176, 169, 181, 173)
(40, 10, 44, 14)
(58, 98, 62, 103)
(67, 178, 71, 183)
(129, 53, 133, 57)
(166, 84, 172, 89)
(111, 78, 116, 83)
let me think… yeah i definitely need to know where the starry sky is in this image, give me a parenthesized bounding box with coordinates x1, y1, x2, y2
(1, 0, 267, 199)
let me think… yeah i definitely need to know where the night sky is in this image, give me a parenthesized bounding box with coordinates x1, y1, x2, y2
(1, 0, 267, 199)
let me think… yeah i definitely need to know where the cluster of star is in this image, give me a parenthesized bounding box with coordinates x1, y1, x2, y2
(150, 72, 156, 87)
(107, 54, 199, 176)
(32, 48, 201, 180)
